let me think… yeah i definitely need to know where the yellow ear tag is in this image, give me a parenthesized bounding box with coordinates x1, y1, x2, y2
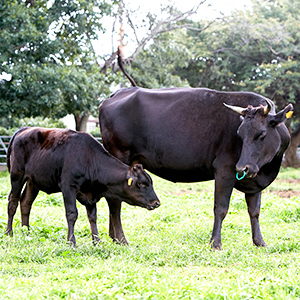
(286, 111, 293, 118)
(128, 178, 133, 186)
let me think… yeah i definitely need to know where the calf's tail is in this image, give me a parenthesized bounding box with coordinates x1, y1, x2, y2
(117, 46, 137, 87)
(6, 127, 28, 173)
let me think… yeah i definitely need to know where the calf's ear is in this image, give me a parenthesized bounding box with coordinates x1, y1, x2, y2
(131, 164, 144, 173)
(269, 104, 293, 127)
(127, 164, 144, 186)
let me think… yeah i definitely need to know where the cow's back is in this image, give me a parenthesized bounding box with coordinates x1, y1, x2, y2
(99, 87, 269, 183)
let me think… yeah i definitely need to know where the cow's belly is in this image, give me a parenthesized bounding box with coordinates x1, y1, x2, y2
(32, 180, 61, 194)
(149, 167, 214, 183)
(25, 167, 61, 194)
(135, 153, 214, 183)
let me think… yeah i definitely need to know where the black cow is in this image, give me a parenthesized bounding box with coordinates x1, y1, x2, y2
(6, 127, 160, 246)
(99, 56, 293, 249)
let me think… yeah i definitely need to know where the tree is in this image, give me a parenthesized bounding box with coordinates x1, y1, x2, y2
(204, 0, 300, 167)
(129, 29, 191, 88)
(99, 0, 211, 81)
(0, 0, 116, 131)
(1, 0, 214, 131)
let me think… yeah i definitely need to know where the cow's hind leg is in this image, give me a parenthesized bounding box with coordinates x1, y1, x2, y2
(245, 192, 267, 247)
(106, 198, 128, 245)
(85, 203, 100, 245)
(20, 180, 39, 231)
(6, 176, 25, 236)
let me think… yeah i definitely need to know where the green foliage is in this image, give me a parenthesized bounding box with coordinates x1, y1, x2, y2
(132, 0, 300, 114)
(0, 126, 12, 135)
(131, 29, 191, 88)
(17, 116, 66, 128)
(89, 128, 101, 137)
(0, 117, 66, 136)
(0, 169, 299, 298)
(0, 0, 116, 127)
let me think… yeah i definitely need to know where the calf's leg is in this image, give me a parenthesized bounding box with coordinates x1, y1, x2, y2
(245, 192, 267, 247)
(106, 198, 128, 245)
(6, 176, 25, 236)
(20, 181, 39, 230)
(85, 203, 100, 245)
(62, 189, 78, 246)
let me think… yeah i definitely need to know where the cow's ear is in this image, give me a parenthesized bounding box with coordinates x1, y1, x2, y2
(269, 104, 293, 127)
(132, 164, 143, 173)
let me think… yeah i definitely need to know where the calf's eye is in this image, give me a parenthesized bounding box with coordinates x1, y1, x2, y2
(137, 182, 146, 188)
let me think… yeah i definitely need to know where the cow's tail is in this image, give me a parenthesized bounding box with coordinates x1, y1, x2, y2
(117, 46, 137, 87)
(6, 127, 28, 173)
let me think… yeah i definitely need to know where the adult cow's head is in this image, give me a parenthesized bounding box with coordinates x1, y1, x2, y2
(224, 99, 293, 179)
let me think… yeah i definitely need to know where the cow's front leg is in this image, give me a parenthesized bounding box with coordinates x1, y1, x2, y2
(106, 198, 128, 245)
(245, 192, 267, 247)
(62, 189, 78, 246)
(210, 177, 234, 250)
(85, 203, 100, 245)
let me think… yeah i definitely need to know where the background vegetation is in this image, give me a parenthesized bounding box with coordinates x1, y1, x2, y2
(0, 169, 299, 299)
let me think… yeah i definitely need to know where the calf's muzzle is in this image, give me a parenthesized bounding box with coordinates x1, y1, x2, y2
(147, 199, 160, 210)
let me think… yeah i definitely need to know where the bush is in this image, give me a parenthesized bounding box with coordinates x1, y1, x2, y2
(89, 128, 101, 138)
(17, 117, 66, 129)
(0, 127, 12, 136)
(0, 118, 66, 136)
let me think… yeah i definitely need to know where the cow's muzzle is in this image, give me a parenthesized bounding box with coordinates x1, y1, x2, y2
(236, 164, 259, 179)
(146, 199, 160, 210)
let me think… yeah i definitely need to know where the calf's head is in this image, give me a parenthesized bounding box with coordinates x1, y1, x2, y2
(124, 164, 160, 210)
(224, 99, 293, 178)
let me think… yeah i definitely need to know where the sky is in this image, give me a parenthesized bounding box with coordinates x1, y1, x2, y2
(94, 0, 253, 56)
(125, 0, 252, 19)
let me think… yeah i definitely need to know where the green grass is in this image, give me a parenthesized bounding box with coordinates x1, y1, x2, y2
(0, 169, 299, 299)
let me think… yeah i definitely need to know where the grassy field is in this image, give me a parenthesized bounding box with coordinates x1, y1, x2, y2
(0, 168, 299, 299)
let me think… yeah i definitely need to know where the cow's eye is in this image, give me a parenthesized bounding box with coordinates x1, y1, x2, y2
(255, 131, 266, 140)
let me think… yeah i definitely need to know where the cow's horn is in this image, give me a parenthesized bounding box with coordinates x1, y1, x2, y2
(263, 98, 272, 115)
(223, 103, 245, 115)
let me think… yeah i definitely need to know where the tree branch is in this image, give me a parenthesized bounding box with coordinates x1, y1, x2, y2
(129, 1, 210, 60)
(100, 51, 118, 74)
(101, 1, 212, 72)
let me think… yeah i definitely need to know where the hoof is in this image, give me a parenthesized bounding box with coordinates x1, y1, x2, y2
(5, 229, 13, 237)
(92, 235, 101, 246)
(113, 237, 129, 245)
(254, 240, 267, 247)
(210, 239, 222, 250)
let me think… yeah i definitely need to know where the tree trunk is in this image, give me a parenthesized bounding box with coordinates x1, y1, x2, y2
(282, 124, 300, 168)
(74, 113, 89, 132)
